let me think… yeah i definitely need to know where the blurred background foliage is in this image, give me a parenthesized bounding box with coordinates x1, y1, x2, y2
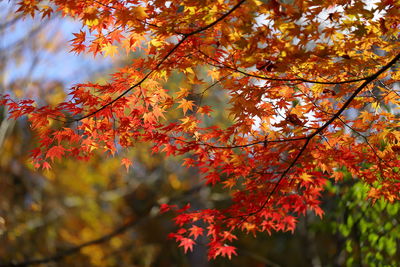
(0, 1, 399, 267)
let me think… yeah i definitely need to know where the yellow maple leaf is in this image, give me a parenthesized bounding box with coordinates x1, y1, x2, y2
(299, 173, 312, 182)
(102, 43, 118, 58)
(85, 18, 99, 26)
(207, 68, 220, 81)
(180, 116, 197, 131)
(133, 6, 148, 19)
(359, 110, 373, 123)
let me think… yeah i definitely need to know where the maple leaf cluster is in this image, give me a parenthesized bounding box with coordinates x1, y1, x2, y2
(2, 0, 400, 259)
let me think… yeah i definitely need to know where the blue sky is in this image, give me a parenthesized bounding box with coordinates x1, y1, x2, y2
(0, 2, 113, 93)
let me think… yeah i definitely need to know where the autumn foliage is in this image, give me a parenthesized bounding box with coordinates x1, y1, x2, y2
(2, 0, 400, 260)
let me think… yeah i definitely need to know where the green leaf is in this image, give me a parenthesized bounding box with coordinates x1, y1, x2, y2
(368, 233, 378, 245)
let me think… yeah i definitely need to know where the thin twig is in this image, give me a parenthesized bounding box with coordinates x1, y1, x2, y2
(230, 52, 400, 221)
(69, 0, 247, 123)
(197, 49, 383, 85)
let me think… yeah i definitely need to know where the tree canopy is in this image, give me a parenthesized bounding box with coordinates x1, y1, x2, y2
(1, 0, 400, 262)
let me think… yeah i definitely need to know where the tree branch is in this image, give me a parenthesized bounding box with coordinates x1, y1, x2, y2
(0, 218, 143, 267)
(197, 49, 387, 85)
(69, 0, 247, 122)
(0, 184, 205, 267)
(232, 52, 400, 221)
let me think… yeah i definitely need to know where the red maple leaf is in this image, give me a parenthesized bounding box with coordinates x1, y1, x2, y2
(45, 145, 65, 162)
(178, 238, 195, 253)
(188, 225, 204, 240)
(215, 245, 237, 259)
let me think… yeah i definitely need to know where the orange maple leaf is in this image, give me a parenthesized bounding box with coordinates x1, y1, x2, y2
(177, 99, 195, 115)
(121, 157, 133, 171)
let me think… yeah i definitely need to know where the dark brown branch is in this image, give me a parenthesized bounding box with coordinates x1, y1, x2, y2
(310, 52, 400, 139)
(180, 50, 399, 151)
(194, 74, 230, 111)
(181, 0, 246, 36)
(70, 0, 247, 122)
(337, 116, 386, 164)
(0, 184, 205, 267)
(0, 218, 143, 267)
(169, 135, 308, 149)
(70, 36, 188, 122)
(232, 52, 400, 221)
(337, 117, 391, 180)
(204, 136, 308, 149)
(198, 49, 382, 85)
(295, 85, 335, 116)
